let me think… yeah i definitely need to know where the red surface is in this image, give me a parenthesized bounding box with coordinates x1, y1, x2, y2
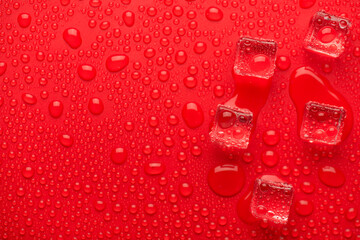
(0, 0, 360, 239)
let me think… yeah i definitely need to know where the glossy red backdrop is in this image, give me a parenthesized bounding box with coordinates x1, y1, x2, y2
(0, 0, 360, 239)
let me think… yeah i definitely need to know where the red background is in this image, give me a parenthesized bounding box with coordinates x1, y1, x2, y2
(1, 0, 360, 239)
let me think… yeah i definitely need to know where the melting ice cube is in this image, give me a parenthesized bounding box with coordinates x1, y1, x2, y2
(304, 11, 351, 58)
(209, 104, 253, 150)
(234, 37, 277, 79)
(251, 178, 294, 224)
(300, 101, 346, 145)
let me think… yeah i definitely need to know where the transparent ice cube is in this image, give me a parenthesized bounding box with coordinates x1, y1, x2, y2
(304, 11, 351, 58)
(251, 178, 293, 224)
(300, 101, 346, 145)
(209, 104, 253, 150)
(233, 37, 277, 79)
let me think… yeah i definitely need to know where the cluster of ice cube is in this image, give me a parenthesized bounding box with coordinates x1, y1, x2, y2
(209, 11, 351, 226)
(211, 11, 350, 150)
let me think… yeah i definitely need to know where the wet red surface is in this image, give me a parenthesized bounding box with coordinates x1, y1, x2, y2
(0, 0, 360, 239)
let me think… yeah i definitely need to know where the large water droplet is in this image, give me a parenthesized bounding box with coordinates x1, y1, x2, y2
(22, 166, 35, 179)
(208, 164, 245, 197)
(123, 11, 135, 27)
(106, 54, 129, 72)
(88, 97, 104, 115)
(63, 28, 82, 49)
(17, 13, 31, 28)
(59, 134, 74, 147)
(49, 100, 64, 118)
(295, 199, 314, 216)
(78, 64, 96, 81)
(182, 102, 204, 129)
(318, 165, 345, 187)
(111, 147, 127, 164)
(205, 7, 223, 21)
(22, 93, 37, 105)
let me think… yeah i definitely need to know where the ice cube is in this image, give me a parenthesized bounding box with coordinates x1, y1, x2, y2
(300, 101, 346, 145)
(304, 11, 351, 58)
(251, 178, 293, 224)
(209, 104, 253, 150)
(234, 37, 277, 79)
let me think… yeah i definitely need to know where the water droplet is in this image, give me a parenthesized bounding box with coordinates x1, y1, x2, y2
(78, 64, 96, 81)
(22, 93, 37, 105)
(158, 70, 170, 82)
(49, 100, 64, 118)
(175, 50, 187, 64)
(111, 147, 127, 164)
(276, 55, 291, 71)
(217, 110, 236, 129)
(17, 13, 31, 28)
(346, 207, 358, 221)
(183, 76, 197, 88)
(182, 102, 204, 128)
(179, 182, 193, 197)
(318, 165, 345, 187)
(318, 26, 337, 43)
(59, 134, 74, 147)
(123, 11, 135, 27)
(94, 200, 106, 211)
(301, 181, 315, 194)
(261, 150, 279, 167)
(88, 97, 104, 115)
(63, 28, 82, 49)
(299, 0, 316, 9)
(205, 7, 223, 21)
(145, 161, 165, 175)
(22, 166, 34, 179)
(208, 164, 245, 197)
(145, 203, 157, 215)
(0, 62, 7, 76)
(194, 42, 207, 54)
(106, 54, 129, 72)
(295, 199, 314, 216)
(172, 5, 183, 17)
(89, 0, 102, 7)
(263, 129, 280, 146)
(213, 85, 225, 97)
(249, 54, 271, 73)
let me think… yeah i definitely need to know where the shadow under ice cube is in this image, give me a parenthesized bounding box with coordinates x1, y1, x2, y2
(251, 178, 293, 224)
(209, 104, 253, 150)
(234, 37, 277, 79)
(300, 101, 346, 145)
(304, 11, 351, 58)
